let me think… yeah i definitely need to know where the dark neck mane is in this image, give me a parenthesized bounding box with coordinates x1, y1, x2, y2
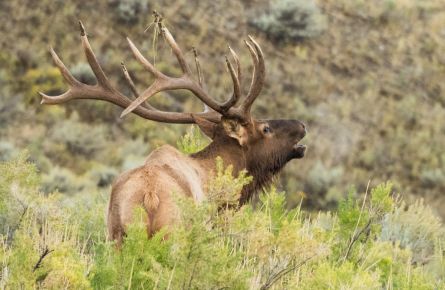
(190, 136, 246, 173)
(191, 137, 288, 205)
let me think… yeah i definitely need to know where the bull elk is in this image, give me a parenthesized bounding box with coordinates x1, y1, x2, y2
(40, 18, 307, 245)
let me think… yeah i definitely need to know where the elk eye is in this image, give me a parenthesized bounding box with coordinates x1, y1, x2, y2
(263, 126, 271, 134)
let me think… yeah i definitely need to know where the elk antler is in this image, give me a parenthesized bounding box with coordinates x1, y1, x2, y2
(120, 22, 240, 118)
(240, 36, 266, 118)
(40, 17, 266, 124)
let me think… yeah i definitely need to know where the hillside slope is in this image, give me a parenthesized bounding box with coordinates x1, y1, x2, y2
(0, 0, 444, 216)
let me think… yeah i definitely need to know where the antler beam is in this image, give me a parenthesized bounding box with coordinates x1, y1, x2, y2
(40, 16, 266, 125)
(39, 21, 221, 123)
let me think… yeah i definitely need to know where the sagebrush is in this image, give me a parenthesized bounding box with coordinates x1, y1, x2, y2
(0, 150, 444, 289)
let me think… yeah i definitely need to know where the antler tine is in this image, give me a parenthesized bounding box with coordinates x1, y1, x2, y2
(40, 46, 81, 104)
(193, 47, 210, 112)
(127, 37, 165, 79)
(229, 45, 242, 86)
(221, 53, 241, 111)
(48, 47, 80, 87)
(79, 21, 114, 91)
(241, 39, 258, 109)
(161, 25, 192, 75)
(121, 62, 159, 111)
(247, 35, 265, 96)
(192, 47, 204, 87)
(121, 62, 138, 97)
(245, 39, 259, 67)
(120, 79, 168, 118)
(239, 36, 265, 117)
(122, 34, 186, 118)
(39, 90, 74, 105)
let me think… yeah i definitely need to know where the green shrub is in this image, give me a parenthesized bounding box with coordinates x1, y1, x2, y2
(70, 62, 96, 85)
(0, 151, 40, 235)
(19, 67, 65, 106)
(86, 164, 118, 188)
(41, 167, 93, 195)
(176, 125, 210, 154)
(0, 142, 17, 162)
(305, 161, 343, 208)
(302, 261, 381, 289)
(117, 138, 151, 171)
(3, 212, 92, 289)
(251, 0, 327, 42)
(108, 0, 150, 24)
(207, 156, 252, 208)
(420, 168, 445, 189)
(0, 153, 104, 288)
(380, 199, 444, 264)
(49, 114, 109, 158)
(1, 149, 444, 289)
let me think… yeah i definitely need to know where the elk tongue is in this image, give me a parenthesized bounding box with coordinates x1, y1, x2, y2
(292, 144, 307, 159)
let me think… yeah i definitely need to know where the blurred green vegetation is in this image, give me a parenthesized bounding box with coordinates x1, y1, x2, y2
(1, 0, 445, 218)
(0, 153, 444, 288)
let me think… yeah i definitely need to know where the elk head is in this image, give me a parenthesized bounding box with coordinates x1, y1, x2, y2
(40, 17, 307, 203)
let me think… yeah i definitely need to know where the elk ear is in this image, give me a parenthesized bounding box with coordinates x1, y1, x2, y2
(192, 115, 217, 139)
(222, 119, 248, 147)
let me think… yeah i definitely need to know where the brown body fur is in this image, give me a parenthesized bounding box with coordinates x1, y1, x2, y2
(107, 134, 248, 244)
(108, 145, 208, 244)
(107, 120, 306, 245)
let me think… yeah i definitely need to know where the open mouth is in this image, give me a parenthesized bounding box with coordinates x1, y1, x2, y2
(292, 144, 307, 159)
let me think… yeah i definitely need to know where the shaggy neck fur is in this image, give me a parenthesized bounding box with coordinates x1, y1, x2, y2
(191, 136, 247, 174)
(192, 137, 290, 204)
(239, 148, 290, 204)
